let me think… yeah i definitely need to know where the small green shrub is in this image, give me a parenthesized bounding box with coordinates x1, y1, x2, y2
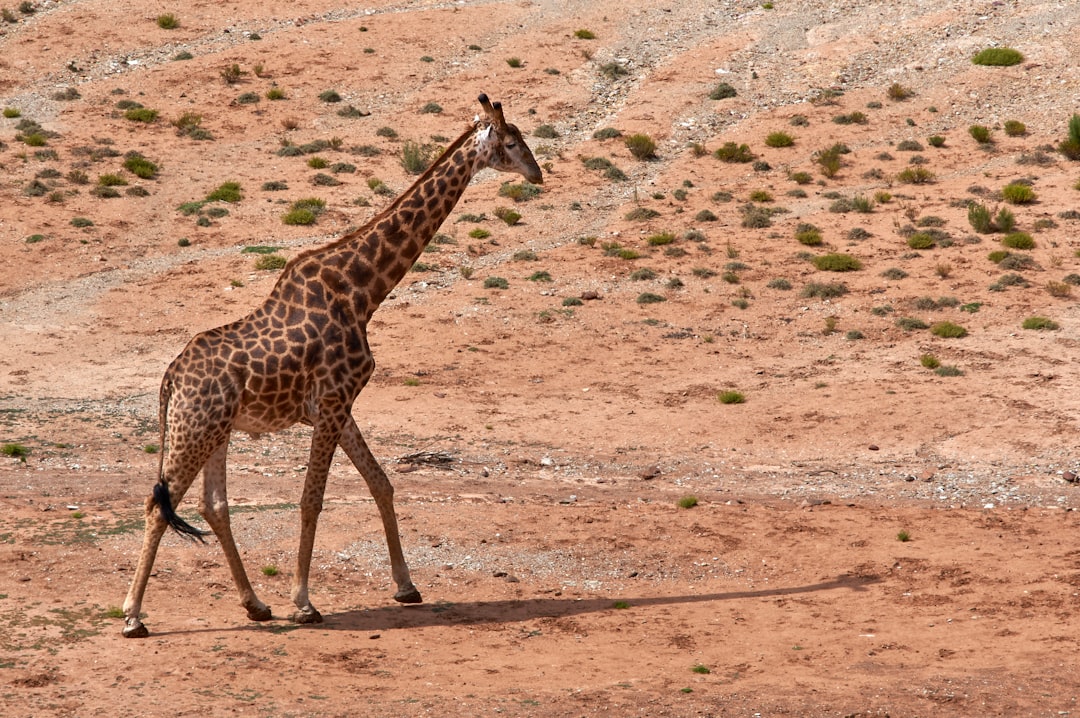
(1022, 316, 1059, 330)
(484, 276, 509, 289)
(319, 89, 342, 103)
(156, 13, 179, 29)
(499, 181, 542, 202)
(1058, 114, 1080, 160)
(718, 390, 745, 405)
(802, 282, 848, 299)
(1001, 232, 1034, 249)
(1003, 120, 1027, 137)
(968, 203, 993, 233)
(1002, 182, 1036, 204)
(816, 144, 845, 178)
(709, 83, 737, 100)
(281, 209, 314, 225)
(493, 207, 521, 226)
(907, 232, 936, 250)
(968, 124, 993, 144)
(795, 225, 823, 246)
(593, 127, 622, 140)
(124, 107, 159, 123)
(2, 443, 29, 460)
(124, 152, 158, 179)
(714, 142, 754, 163)
(206, 181, 242, 202)
(972, 47, 1023, 66)
(920, 354, 941, 369)
(622, 207, 658, 222)
(897, 166, 935, 184)
(812, 253, 862, 271)
(624, 133, 657, 160)
(765, 131, 794, 148)
(833, 111, 868, 125)
(255, 254, 287, 271)
(400, 140, 436, 174)
(886, 83, 914, 101)
(98, 173, 128, 187)
(895, 317, 928, 331)
(636, 292, 665, 305)
(574, 29, 596, 39)
(647, 232, 675, 246)
(930, 321, 967, 338)
(927, 135, 946, 147)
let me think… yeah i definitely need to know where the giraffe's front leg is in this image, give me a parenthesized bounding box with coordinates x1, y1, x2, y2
(289, 414, 345, 624)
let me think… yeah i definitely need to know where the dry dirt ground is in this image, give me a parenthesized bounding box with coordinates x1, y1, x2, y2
(3, 0, 1080, 715)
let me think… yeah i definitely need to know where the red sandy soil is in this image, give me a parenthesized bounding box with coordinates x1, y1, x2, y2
(2, 1, 1080, 715)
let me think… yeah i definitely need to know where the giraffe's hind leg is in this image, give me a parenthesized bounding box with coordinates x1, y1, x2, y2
(122, 452, 206, 637)
(198, 441, 271, 622)
(339, 417, 421, 604)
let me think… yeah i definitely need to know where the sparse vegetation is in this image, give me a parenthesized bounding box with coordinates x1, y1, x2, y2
(897, 166, 934, 184)
(802, 282, 848, 299)
(968, 124, 993, 144)
(886, 83, 914, 101)
(972, 47, 1023, 66)
(1022, 316, 1059, 330)
(765, 131, 794, 148)
(714, 142, 755, 163)
(930, 321, 968, 338)
(1001, 232, 1034, 250)
(255, 254, 287, 271)
(400, 140, 437, 174)
(624, 133, 657, 160)
(709, 82, 737, 100)
(1002, 182, 1036, 204)
(812, 253, 862, 271)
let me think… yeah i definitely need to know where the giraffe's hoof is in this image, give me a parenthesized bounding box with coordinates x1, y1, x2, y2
(394, 586, 423, 604)
(246, 604, 272, 622)
(290, 607, 323, 624)
(122, 620, 149, 639)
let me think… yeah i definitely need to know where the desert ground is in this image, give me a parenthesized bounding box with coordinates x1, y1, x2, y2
(2, 0, 1080, 715)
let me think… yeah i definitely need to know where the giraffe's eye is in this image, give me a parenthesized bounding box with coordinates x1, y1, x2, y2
(505, 141, 517, 150)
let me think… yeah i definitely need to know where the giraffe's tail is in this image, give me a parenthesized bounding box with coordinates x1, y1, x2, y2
(153, 374, 210, 543)
(152, 481, 210, 543)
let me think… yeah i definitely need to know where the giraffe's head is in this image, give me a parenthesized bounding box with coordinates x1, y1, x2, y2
(475, 93, 543, 185)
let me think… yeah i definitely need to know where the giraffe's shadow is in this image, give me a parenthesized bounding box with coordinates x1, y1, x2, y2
(302, 573, 877, 633)
(146, 574, 877, 637)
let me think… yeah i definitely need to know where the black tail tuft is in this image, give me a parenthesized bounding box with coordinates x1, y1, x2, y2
(153, 481, 210, 543)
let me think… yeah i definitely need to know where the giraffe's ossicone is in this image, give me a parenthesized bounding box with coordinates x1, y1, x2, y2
(121, 94, 543, 638)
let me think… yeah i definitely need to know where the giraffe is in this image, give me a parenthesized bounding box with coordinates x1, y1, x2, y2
(121, 94, 543, 638)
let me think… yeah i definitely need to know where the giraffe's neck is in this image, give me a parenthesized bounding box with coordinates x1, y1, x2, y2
(347, 125, 486, 314)
(275, 124, 490, 323)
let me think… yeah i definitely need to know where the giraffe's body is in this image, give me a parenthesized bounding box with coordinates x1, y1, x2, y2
(122, 95, 542, 637)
